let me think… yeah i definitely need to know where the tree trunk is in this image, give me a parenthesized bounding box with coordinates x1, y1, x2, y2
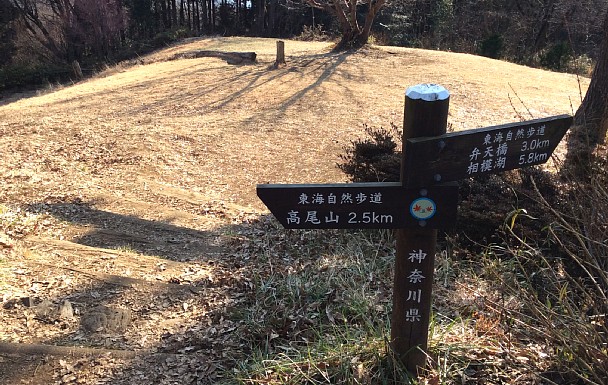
(169, 50, 256, 64)
(255, 0, 265, 35)
(331, 0, 358, 49)
(12, 0, 66, 61)
(194, 0, 200, 32)
(358, 0, 385, 46)
(209, 0, 212, 31)
(171, 0, 177, 27)
(574, 11, 608, 145)
(211, 0, 216, 32)
(201, 0, 207, 31)
(186, 0, 191, 30)
(153, 0, 162, 32)
(72, 60, 83, 79)
(268, 0, 277, 35)
(532, 0, 556, 53)
(305, 0, 385, 50)
(160, 0, 167, 30)
(180, 0, 186, 27)
(235, 0, 240, 30)
(564, 10, 608, 178)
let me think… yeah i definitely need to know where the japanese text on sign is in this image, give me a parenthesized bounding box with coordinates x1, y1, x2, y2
(466, 123, 548, 175)
(405, 249, 428, 323)
(290, 190, 392, 226)
(287, 210, 394, 226)
(297, 192, 383, 205)
(257, 183, 460, 229)
(403, 114, 572, 188)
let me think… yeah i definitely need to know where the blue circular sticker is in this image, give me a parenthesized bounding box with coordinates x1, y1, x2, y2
(410, 197, 437, 220)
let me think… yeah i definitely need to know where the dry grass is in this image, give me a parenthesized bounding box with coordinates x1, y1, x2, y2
(0, 37, 586, 211)
(0, 37, 593, 385)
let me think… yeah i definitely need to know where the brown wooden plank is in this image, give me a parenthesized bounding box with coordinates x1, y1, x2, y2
(404, 114, 572, 188)
(257, 182, 458, 229)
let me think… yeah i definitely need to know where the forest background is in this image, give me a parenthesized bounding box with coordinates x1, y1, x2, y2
(1, 0, 608, 91)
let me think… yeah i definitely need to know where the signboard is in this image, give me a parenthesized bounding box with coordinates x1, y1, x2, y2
(403, 115, 572, 188)
(257, 182, 459, 229)
(256, 82, 573, 376)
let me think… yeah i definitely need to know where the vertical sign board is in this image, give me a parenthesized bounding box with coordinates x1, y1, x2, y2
(392, 84, 450, 376)
(256, 83, 572, 378)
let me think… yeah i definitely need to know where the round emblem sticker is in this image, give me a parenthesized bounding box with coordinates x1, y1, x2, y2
(410, 197, 437, 220)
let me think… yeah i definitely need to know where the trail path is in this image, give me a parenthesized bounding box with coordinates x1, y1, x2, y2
(0, 37, 586, 384)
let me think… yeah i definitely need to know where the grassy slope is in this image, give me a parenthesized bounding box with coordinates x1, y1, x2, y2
(0, 37, 596, 385)
(0, 37, 587, 210)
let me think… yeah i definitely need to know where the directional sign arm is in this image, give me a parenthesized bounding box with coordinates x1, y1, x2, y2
(257, 182, 459, 229)
(404, 114, 573, 188)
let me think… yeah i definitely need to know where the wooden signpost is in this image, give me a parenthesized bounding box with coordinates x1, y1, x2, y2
(256, 84, 572, 377)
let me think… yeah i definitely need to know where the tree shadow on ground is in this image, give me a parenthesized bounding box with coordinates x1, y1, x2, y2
(2, 168, 588, 385)
(1, 203, 275, 384)
(25, 200, 226, 261)
(0, 271, 245, 385)
(9, 50, 358, 127)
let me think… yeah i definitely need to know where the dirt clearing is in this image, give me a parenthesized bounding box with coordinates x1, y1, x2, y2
(0, 37, 587, 384)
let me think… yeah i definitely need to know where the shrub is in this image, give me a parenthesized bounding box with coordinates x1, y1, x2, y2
(157, 29, 190, 46)
(540, 41, 573, 70)
(479, 34, 504, 59)
(337, 124, 532, 248)
(337, 123, 401, 183)
(0, 63, 72, 91)
(498, 153, 608, 383)
(296, 24, 331, 42)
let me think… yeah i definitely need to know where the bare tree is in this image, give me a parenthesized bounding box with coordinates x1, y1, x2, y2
(305, 0, 386, 49)
(0, 0, 18, 66)
(10, 0, 124, 62)
(10, 0, 68, 60)
(71, 0, 125, 59)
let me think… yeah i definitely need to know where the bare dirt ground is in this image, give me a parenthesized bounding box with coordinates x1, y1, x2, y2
(0, 37, 587, 384)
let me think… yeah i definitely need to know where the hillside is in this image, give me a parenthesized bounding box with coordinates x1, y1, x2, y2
(0, 37, 590, 384)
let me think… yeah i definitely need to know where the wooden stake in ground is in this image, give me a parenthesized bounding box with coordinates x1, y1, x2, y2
(274, 40, 286, 68)
(72, 60, 83, 80)
(391, 84, 450, 376)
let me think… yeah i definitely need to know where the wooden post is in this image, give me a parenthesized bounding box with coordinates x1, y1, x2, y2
(274, 40, 286, 67)
(72, 60, 83, 80)
(391, 84, 450, 376)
